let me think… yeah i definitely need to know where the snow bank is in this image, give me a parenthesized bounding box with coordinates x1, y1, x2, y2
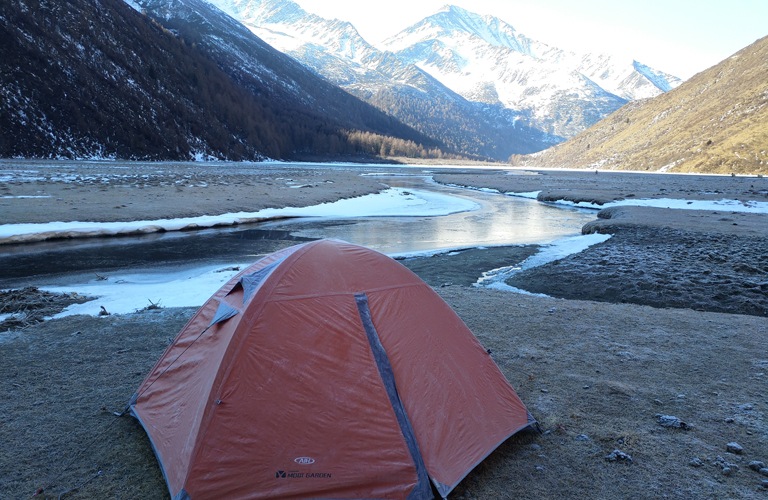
(43, 265, 249, 318)
(0, 187, 479, 244)
(503, 192, 768, 214)
(477, 233, 612, 289)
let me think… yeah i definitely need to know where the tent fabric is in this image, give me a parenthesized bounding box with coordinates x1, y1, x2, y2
(130, 239, 537, 500)
(207, 300, 240, 329)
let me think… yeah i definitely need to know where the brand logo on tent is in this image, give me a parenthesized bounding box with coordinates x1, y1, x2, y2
(276, 471, 286, 478)
(294, 457, 315, 465)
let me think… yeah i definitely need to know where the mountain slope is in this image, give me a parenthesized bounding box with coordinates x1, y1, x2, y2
(383, 5, 681, 138)
(525, 36, 768, 174)
(0, 0, 441, 160)
(205, 0, 561, 160)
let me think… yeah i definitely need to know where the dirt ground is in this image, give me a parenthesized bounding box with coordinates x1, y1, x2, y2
(1, 288, 766, 500)
(432, 169, 768, 205)
(508, 206, 768, 317)
(2, 163, 768, 499)
(0, 160, 387, 225)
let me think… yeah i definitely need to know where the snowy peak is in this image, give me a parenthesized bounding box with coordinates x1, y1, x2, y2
(207, 0, 376, 63)
(384, 4, 543, 59)
(384, 5, 682, 106)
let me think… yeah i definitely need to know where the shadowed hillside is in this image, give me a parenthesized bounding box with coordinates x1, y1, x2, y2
(526, 36, 768, 175)
(0, 0, 444, 160)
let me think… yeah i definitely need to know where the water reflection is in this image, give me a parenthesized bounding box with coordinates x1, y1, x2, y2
(261, 177, 595, 255)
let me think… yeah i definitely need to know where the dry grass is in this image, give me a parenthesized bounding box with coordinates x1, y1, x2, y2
(526, 36, 768, 175)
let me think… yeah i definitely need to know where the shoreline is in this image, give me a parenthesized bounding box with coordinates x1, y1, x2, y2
(2, 162, 768, 499)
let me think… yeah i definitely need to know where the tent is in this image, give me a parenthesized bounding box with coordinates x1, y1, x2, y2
(129, 239, 538, 500)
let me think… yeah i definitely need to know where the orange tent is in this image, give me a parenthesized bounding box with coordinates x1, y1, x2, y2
(130, 239, 537, 500)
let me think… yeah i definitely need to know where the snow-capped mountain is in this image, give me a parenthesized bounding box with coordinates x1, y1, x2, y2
(199, 0, 680, 158)
(382, 5, 681, 137)
(203, 0, 562, 159)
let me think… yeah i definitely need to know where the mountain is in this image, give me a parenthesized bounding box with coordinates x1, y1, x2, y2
(0, 0, 440, 160)
(383, 5, 681, 138)
(205, 0, 562, 160)
(524, 35, 768, 175)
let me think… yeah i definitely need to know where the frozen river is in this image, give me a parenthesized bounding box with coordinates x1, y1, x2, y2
(0, 173, 601, 316)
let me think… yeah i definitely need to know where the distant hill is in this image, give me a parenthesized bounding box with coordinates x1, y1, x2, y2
(525, 36, 768, 175)
(0, 0, 442, 160)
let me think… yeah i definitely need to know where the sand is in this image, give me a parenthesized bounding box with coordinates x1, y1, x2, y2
(2, 162, 768, 499)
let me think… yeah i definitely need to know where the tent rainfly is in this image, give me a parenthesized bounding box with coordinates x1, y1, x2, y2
(129, 239, 538, 500)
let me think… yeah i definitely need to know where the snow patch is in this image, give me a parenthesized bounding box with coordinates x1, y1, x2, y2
(477, 233, 612, 289)
(0, 188, 480, 244)
(42, 264, 249, 318)
(550, 197, 768, 214)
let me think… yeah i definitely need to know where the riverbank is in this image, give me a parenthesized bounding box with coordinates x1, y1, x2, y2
(432, 168, 768, 205)
(0, 160, 386, 225)
(2, 163, 768, 499)
(432, 170, 768, 318)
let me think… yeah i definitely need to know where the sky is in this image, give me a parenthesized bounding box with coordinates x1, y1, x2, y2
(296, 0, 768, 80)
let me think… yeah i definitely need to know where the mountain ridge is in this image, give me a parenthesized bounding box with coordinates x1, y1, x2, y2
(210, 0, 682, 159)
(383, 4, 682, 138)
(205, 0, 563, 159)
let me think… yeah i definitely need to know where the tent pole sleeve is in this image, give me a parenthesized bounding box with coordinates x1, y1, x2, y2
(355, 293, 433, 500)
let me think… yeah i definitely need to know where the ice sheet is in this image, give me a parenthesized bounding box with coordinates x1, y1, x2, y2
(42, 264, 250, 318)
(503, 193, 768, 213)
(41, 233, 611, 318)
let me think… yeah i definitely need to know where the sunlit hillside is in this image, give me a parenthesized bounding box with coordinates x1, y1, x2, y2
(525, 35, 768, 174)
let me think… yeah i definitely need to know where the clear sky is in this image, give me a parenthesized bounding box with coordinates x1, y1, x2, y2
(296, 0, 768, 80)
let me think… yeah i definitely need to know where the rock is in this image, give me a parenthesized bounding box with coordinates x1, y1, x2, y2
(762, 479, 768, 489)
(722, 467, 732, 476)
(528, 443, 541, 450)
(689, 458, 704, 467)
(583, 385, 590, 389)
(655, 414, 693, 430)
(760, 468, 768, 477)
(653, 399, 664, 406)
(605, 449, 632, 463)
(724, 417, 735, 423)
(748, 461, 766, 471)
(540, 389, 549, 393)
(726, 442, 743, 454)
(575, 434, 589, 441)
